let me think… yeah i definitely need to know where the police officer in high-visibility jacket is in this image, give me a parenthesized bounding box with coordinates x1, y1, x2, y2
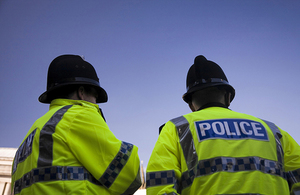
(146, 55, 300, 195)
(11, 55, 141, 194)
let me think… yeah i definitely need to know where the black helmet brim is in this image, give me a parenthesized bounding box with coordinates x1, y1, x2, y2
(182, 81, 235, 103)
(38, 80, 108, 104)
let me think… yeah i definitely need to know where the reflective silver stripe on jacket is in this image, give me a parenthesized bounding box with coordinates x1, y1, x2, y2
(13, 166, 101, 194)
(262, 120, 284, 166)
(171, 116, 198, 171)
(99, 141, 134, 188)
(38, 105, 73, 167)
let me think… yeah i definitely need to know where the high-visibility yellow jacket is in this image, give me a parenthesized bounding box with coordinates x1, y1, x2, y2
(11, 99, 141, 195)
(146, 106, 300, 195)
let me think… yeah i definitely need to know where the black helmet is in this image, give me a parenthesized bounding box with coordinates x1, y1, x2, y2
(182, 55, 235, 103)
(39, 54, 108, 104)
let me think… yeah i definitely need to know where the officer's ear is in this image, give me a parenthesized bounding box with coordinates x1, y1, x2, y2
(77, 86, 85, 100)
(189, 102, 196, 112)
(226, 92, 231, 107)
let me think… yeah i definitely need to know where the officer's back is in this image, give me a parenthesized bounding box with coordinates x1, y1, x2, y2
(146, 55, 300, 195)
(11, 55, 141, 194)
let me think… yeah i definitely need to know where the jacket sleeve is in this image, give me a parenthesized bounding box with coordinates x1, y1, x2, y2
(146, 121, 182, 195)
(67, 106, 141, 194)
(281, 129, 300, 194)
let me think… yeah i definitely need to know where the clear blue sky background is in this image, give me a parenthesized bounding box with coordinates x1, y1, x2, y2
(1, 0, 299, 169)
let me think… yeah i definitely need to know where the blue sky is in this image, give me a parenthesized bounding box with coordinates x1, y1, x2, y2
(1, 0, 299, 168)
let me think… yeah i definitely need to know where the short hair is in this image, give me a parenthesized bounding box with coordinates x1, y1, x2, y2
(47, 85, 96, 101)
(191, 86, 227, 107)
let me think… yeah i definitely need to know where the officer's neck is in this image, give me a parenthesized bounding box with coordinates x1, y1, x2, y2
(191, 93, 231, 112)
(196, 102, 228, 111)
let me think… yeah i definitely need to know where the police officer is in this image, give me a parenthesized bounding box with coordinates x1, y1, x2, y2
(146, 55, 300, 194)
(11, 55, 141, 194)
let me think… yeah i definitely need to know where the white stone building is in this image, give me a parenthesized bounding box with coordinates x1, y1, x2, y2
(0, 148, 17, 195)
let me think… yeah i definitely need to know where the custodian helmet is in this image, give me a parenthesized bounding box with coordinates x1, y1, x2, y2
(39, 54, 108, 104)
(182, 55, 235, 103)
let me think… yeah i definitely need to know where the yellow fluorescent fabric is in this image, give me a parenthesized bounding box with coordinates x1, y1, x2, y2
(146, 107, 300, 195)
(11, 99, 141, 194)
